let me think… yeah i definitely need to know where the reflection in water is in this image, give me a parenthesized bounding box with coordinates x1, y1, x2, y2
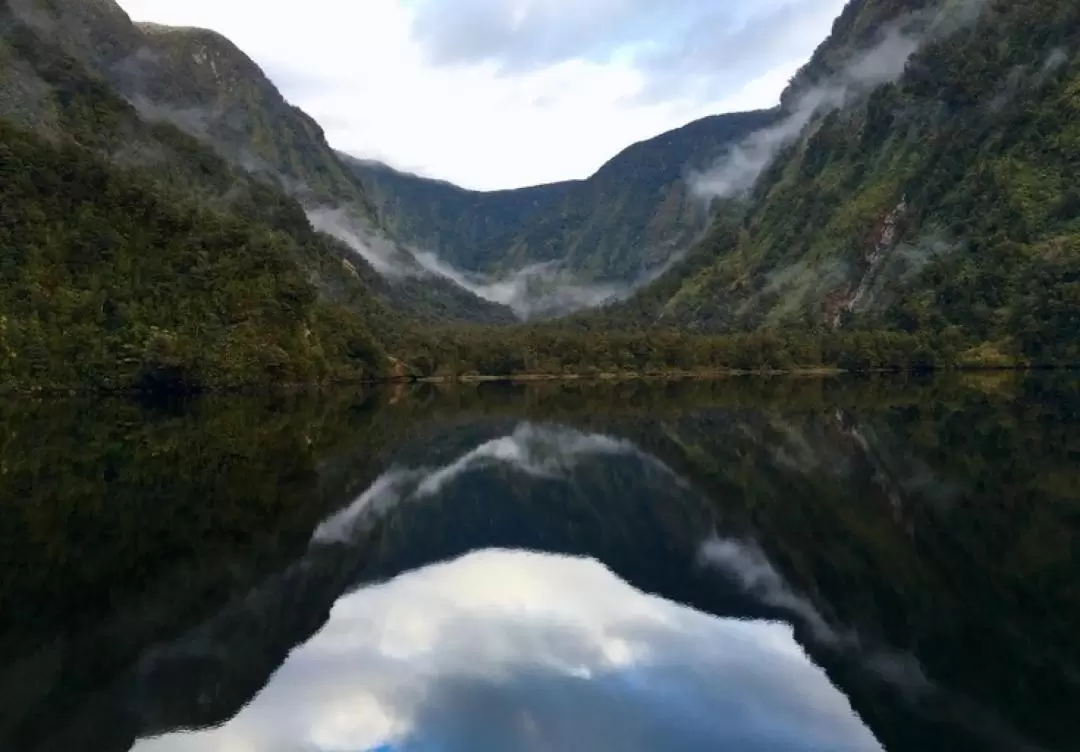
(701, 536, 858, 646)
(699, 536, 932, 694)
(3, 377, 1080, 752)
(314, 423, 681, 545)
(134, 550, 882, 752)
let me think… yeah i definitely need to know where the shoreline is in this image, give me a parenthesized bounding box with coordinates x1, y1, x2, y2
(0, 364, 1068, 398)
(416, 367, 847, 383)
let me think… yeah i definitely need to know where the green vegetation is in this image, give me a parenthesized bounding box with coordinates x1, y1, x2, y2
(394, 325, 955, 380)
(347, 112, 777, 282)
(0, 0, 515, 331)
(1, 0, 1078, 391)
(0, 120, 387, 390)
(600, 0, 1080, 366)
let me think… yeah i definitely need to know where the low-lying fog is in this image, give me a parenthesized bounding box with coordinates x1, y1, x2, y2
(308, 208, 677, 320)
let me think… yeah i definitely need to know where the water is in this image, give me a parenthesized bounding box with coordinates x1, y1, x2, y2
(1, 375, 1078, 752)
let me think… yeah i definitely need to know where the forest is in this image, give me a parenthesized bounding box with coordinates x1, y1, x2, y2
(0, 0, 1078, 391)
(0, 105, 1075, 393)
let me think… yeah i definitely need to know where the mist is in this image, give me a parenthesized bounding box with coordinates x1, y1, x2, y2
(307, 208, 676, 320)
(690, 0, 990, 200)
(108, 33, 685, 322)
(699, 536, 850, 646)
(698, 535, 932, 694)
(411, 252, 681, 320)
(306, 207, 408, 276)
(313, 423, 659, 545)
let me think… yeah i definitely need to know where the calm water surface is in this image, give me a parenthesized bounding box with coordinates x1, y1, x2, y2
(1, 376, 1078, 752)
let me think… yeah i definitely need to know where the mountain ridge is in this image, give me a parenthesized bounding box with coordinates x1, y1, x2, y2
(2, 0, 1078, 387)
(1, 0, 518, 327)
(346, 109, 778, 284)
(580, 0, 1080, 366)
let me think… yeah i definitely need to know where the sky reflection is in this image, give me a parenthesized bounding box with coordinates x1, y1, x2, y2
(134, 549, 882, 752)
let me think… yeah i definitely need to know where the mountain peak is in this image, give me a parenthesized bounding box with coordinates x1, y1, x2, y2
(127, 21, 268, 96)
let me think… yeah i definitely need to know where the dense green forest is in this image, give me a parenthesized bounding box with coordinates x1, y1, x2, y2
(1, 0, 1078, 390)
(0, 120, 389, 390)
(592, 0, 1080, 361)
(0, 0, 516, 330)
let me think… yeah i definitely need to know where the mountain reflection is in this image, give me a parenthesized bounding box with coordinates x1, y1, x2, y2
(2, 376, 1078, 752)
(134, 550, 882, 752)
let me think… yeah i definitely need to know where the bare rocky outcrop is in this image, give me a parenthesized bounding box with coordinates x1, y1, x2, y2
(830, 197, 909, 329)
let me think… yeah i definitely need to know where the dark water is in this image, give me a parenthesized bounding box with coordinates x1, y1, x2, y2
(2, 375, 1079, 752)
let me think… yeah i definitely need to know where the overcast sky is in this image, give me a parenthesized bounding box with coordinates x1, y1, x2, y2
(116, 0, 847, 190)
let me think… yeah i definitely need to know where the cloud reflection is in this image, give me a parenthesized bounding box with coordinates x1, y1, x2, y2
(134, 549, 882, 752)
(312, 423, 670, 545)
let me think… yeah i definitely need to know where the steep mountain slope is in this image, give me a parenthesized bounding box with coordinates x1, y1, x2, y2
(4, 0, 371, 211)
(347, 111, 777, 283)
(0, 118, 388, 389)
(0, 0, 515, 328)
(602, 0, 1080, 363)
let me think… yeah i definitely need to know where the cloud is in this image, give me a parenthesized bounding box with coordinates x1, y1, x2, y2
(1042, 47, 1070, 73)
(313, 423, 660, 544)
(689, 0, 991, 200)
(308, 208, 679, 319)
(409, 0, 844, 83)
(689, 28, 923, 200)
(699, 536, 848, 646)
(115, 0, 844, 189)
(307, 208, 408, 276)
(698, 535, 931, 695)
(132, 549, 882, 752)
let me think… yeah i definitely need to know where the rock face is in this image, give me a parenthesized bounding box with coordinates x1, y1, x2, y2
(830, 197, 910, 329)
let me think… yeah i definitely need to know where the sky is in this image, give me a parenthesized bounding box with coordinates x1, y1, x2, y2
(115, 0, 848, 190)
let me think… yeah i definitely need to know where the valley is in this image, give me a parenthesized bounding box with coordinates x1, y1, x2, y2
(0, 0, 1077, 391)
(3, 3, 1079, 749)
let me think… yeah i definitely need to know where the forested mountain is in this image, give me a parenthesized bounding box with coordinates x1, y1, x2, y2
(4, 0, 373, 210)
(0, 0, 521, 391)
(0, 0, 516, 329)
(591, 0, 1080, 366)
(1, 0, 1078, 389)
(347, 111, 776, 283)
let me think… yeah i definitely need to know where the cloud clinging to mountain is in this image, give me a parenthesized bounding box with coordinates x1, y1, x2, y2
(116, 0, 846, 190)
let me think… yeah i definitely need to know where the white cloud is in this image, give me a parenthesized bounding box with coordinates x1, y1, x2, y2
(308, 208, 685, 317)
(689, 0, 993, 201)
(132, 549, 883, 752)
(115, 0, 844, 190)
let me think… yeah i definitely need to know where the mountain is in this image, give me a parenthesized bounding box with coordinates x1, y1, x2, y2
(593, 0, 1080, 365)
(0, 0, 526, 390)
(3, 0, 1078, 387)
(346, 111, 777, 283)
(0, 0, 516, 329)
(4, 0, 372, 211)
(0, 116, 393, 390)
